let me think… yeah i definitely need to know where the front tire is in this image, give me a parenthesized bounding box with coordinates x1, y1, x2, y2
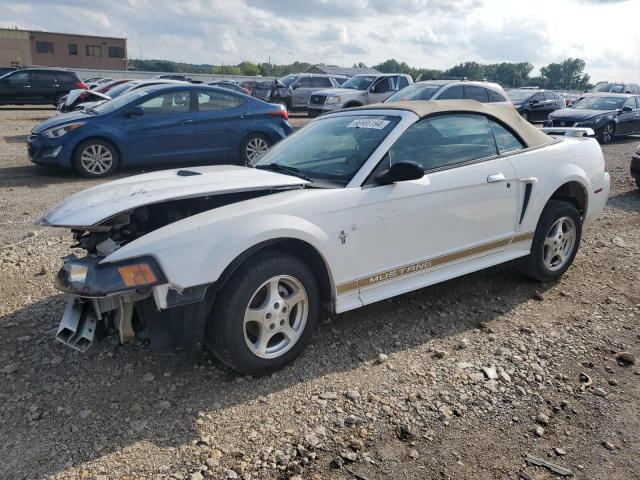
(599, 122, 615, 144)
(240, 133, 271, 166)
(520, 110, 530, 121)
(635, 177, 640, 189)
(521, 200, 582, 282)
(205, 251, 319, 375)
(73, 139, 119, 177)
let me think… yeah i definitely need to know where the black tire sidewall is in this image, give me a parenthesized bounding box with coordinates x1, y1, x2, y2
(527, 200, 582, 282)
(73, 139, 119, 177)
(206, 252, 319, 375)
(239, 133, 271, 166)
(521, 110, 529, 121)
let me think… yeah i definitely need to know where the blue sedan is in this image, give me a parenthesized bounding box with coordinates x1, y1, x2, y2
(27, 84, 293, 177)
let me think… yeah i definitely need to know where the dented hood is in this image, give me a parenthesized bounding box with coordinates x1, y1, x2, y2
(37, 165, 309, 228)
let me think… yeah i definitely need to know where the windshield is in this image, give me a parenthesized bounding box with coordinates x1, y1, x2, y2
(572, 96, 626, 110)
(101, 81, 136, 98)
(341, 75, 376, 90)
(90, 89, 150, 114)
(593, 83, 625, 93)
(385, 84, 440, 102)
(279, 74, 298, 87)
(254, 115, 400, 185)
(508, 90, 535, 102)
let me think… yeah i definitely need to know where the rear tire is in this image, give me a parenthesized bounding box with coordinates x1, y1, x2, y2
(520, 200, 582, 282)
(73, 139, 119, 178)
(240, 133, 271, 166)
(204, 251, 319, 375)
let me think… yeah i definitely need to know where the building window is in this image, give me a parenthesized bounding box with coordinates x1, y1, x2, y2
(36, 41, 54, 54)
(68, 43, 78, 55)
(108, 47, 125, 58)
(85, 45, 102, 57)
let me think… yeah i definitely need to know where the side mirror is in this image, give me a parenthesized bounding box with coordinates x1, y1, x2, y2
(622, 106, 633, 112)
(292, 83, 299, 90)
(126, 105, 144, 118)
(375, 161, 424, 185)
(530, 99, 539, 105)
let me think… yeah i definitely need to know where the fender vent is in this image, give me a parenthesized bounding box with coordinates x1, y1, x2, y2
(176, 170, 201, 177)
(519, 183, 533, 224)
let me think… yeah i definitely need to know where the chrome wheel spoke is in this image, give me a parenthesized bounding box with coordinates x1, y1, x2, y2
(543, 216, 577, 271)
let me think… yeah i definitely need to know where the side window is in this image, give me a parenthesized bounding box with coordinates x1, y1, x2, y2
(623, 97, 636, 109)
(33, 71, 56, 84)
(334, 77, 348, 85)
(197, 91, 242, 111)
(371, 77, 393, 93)
(531, 92, 544, 102)
(139, 91, 191, 114)
(489, 120, 524, 154)
(487, 89, 506, 102)
(297, 77, 312, 88)
(7, 72, 29, 86)
(398, 76, 410, 89)
(388, 114, 497, 171)
(310, 77, 332, 88)
(636, 97, 640, 109)
(437, 85, 463, 100)
(465, 86, 489, 102)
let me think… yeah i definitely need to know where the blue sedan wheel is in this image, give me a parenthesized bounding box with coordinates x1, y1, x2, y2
(241, 133, 271, 166)
(73, 139, 119, 178)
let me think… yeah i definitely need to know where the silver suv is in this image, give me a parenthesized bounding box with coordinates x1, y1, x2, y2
(279, 73, 348, 111)
(384, 79, 511, 105)
(308, 73, 413, 116)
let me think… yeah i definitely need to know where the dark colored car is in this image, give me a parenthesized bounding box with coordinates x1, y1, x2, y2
(207, 81, 251, 95)
(630, 144, 640, 188)
(153, 74, 192, 81)
(27, 84, 293, 177)
(0, 68, 86, 106)
(240, 80, 276, 101)
(508, 89, 566, 122)
(592, 82, 640, 94)
(545, 93, 640, 144)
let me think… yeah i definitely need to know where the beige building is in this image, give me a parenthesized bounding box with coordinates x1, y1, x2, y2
(0, 28, 127, 70)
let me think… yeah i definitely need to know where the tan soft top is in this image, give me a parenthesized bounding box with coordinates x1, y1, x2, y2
(350, 100, 552, 148)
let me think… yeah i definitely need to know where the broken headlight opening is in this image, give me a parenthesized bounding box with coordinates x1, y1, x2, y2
(55, 254, 167, 297)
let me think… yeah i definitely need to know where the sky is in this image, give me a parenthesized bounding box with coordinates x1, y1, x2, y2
(1, 0, 639, 82)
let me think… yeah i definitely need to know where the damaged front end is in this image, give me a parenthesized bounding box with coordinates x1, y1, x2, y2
(48, 190, 289, 352)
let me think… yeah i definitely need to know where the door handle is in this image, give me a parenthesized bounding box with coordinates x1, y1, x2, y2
(182, 119, 193, 124)
(23, 85, 31, 88)
(487, 173, 506, 183)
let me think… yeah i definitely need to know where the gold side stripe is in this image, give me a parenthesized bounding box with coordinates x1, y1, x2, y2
(336, 232, 534, 295)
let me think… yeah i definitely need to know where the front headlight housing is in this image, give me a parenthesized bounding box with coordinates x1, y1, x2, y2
(42, 122, 85, 139)
(55, 255, 166, 297)
(325, 96, 341, 104)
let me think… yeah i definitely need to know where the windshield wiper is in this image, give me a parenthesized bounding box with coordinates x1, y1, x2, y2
(255, 163, 311, 181)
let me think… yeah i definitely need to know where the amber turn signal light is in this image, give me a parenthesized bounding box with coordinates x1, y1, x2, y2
(118, 263, 158, 287)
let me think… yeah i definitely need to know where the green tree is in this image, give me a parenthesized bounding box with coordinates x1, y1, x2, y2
(239, 61, 260, 76)
(540, 58, 590, 89)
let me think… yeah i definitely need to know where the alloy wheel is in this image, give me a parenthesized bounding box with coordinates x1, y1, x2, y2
(245, 137, 269, 163)
(80, 144, 113, 175)
(543, 216, 577, 271)
(602, 123, 614, 144)
(243, 275, 308, 359)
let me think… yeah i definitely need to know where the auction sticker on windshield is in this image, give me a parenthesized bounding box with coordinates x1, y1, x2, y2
(347, 119, 391, 129)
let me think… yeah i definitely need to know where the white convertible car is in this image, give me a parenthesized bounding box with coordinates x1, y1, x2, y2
(38, 100, 610, 374)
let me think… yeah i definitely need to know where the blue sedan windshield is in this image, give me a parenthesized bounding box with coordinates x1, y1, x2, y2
(90, 89, 150, 114)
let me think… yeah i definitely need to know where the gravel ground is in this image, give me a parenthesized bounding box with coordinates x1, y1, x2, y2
(1, 107, 639, 480)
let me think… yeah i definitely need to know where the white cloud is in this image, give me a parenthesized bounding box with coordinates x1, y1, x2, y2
(0, 0, 638, 82)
